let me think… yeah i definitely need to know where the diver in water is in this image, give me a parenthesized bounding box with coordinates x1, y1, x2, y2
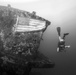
(56, 27, 70, 52)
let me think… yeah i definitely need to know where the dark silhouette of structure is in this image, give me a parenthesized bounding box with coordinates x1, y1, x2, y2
(0, 5, 55, 75)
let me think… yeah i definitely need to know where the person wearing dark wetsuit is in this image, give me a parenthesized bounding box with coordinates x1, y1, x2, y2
(57, 27, 70, 52)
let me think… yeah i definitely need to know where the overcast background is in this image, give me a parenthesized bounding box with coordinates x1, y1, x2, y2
(0, 0, 76, 75)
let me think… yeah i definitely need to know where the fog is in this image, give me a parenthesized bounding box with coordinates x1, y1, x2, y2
(0, 0, 76, 75)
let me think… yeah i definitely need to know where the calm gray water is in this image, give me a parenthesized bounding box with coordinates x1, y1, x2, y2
(30, 7, 76, 75)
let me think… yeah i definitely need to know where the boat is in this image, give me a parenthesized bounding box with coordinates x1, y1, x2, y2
(0, 4, 55, 75)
